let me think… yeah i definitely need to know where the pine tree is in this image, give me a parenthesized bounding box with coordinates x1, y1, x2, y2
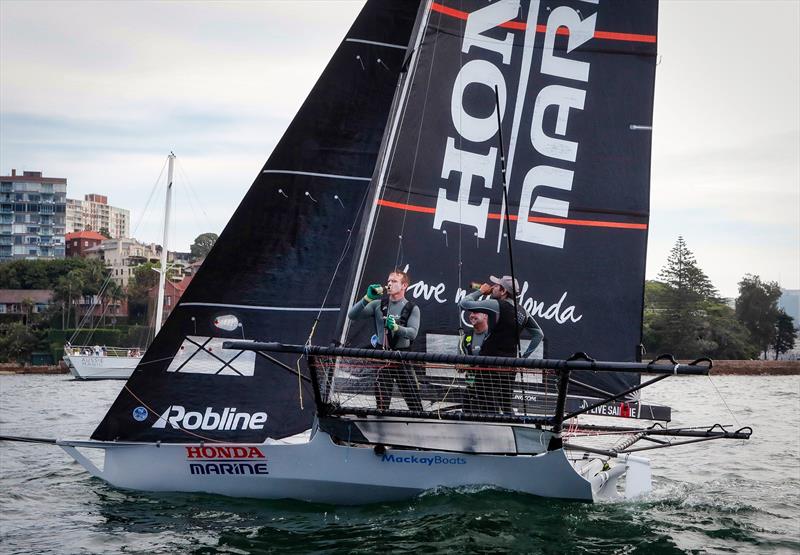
(642, 237, 752, 358)
(657, 236, 718, 301)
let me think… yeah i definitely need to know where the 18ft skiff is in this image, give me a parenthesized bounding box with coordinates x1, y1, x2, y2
(3, 0, 751, 504)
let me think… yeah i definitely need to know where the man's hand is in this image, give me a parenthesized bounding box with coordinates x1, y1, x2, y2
(479, 283, 492, 295)
(385, 314, 399, 333)
(363, 283, 383, 302)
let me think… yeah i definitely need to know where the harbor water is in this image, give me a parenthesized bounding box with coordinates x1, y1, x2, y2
(1, 374, 798, 554)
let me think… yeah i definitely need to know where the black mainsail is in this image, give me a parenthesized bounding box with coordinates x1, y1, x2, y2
(92, 1, 422, 443)
(342, 0, 658, 397)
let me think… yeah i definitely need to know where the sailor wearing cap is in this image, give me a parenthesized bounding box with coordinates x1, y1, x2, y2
(458, 275, 543, 414)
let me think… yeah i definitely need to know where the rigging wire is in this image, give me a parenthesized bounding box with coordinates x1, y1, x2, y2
(129, 157, 168, 241)
(355, 10, 430, 287)
(175, 157, 215, 232)
(705, 375, 741, 427)
(295, 186, 373, 410)
(392, 16, 442, 270)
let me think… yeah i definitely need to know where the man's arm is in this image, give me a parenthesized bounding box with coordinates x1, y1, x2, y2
(521, 315, 543, 358)
(458, 290, 500, 323)
(348, 298, 379, 320)
(392, 305, 420, 341)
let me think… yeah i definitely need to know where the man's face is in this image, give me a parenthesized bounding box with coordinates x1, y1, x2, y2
(469, 311, 487, 330)
(490, 283, 505, 299)
(386, 273, 406, 295)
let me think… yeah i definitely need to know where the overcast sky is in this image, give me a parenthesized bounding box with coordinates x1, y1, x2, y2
(1, 0, 798, 298)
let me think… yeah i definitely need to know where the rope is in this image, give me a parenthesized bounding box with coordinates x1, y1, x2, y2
(706, 375, 741, 427)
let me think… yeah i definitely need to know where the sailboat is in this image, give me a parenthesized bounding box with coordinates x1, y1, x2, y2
(8, 0, 751, 503)
(63, 154, 178, 380)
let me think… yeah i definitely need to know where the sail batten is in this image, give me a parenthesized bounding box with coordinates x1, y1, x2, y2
(342, 0, 658, 397)
(91, 0, 422, 443)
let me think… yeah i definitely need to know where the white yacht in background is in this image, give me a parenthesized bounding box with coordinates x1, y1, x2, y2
(63, 345, 142, 380)
(64, 154, 176, 380)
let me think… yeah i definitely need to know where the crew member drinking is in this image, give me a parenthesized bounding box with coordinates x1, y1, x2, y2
(348, 270, 423, 412)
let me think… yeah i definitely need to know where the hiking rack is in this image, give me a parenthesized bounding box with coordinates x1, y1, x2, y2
(225, 342, 729, 450)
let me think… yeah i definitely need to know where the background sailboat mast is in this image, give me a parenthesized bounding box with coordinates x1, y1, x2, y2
(155, 152, 174, 332)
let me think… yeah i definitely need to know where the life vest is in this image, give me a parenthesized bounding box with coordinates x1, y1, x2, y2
(480, 300, 519, 357)
(379, 295, 416, 350)
(461, 333, 474, 355)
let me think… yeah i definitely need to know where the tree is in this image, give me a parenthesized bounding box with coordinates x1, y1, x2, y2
(105, 281, 125, 327)
(190, 232, 218, 261)
(697, 302, 759, 360)
(98, 227, 112, 239)
(644, 238, 727, 358)
(735, 275, 782, 358)
(657, 236, 718, 301)
(0, 322, 40, 363)
(53, 269, 86, 329)
(20, 297, 34, 328)
(773, 310, 797, 359)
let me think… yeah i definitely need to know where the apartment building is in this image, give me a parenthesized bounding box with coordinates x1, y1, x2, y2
(66, 193, 130, 239)
(0, 170, 67, 261)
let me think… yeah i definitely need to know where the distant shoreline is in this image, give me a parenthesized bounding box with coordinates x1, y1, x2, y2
(705, 360, 800, 375)
(2, 360, 798, 376)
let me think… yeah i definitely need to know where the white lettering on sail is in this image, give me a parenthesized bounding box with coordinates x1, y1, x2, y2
(450, 59, 508, 143)
(541, 7, 596, 82)
(406, 279, 582, 325)
(434, 138, 497, 238)
(516, 165, 574, 248)
(517, 5, 596, 248)
(462, 0, 520, 64)
(407, 280, 447, 303)
(531, 85, 586, 162)
(434, 2, 597, 250)
(434, 1, 520, 237)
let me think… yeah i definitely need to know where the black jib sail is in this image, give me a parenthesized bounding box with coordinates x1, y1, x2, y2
(342, 0, 658, 397)
(91, 1, 422, 443)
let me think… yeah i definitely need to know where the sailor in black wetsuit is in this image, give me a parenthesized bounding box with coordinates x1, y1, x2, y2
(347, 270, 423, 412)
(459, 275, 543, 414)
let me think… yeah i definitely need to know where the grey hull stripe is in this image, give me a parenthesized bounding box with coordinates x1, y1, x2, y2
(181, 302, 340, 312)
(346, 38, 407, 51)
(262, 170, 371, 182)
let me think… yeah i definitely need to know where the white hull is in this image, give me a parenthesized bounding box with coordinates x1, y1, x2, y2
(63, 353, 141, 380)
(59, 430, 651, 504)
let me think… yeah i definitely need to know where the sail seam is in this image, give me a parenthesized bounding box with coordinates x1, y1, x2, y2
(262, 170, 371, 181)
(345, 38, 408, 50)
(181, 302, 340, 312)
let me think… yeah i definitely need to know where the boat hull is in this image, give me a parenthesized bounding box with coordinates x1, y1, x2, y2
(59, 431, 645, 504)
(63, 353, 140, 380)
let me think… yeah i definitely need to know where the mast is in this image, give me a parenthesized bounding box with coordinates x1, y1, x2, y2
(155, 152, 174, 333)
(338, 0, 433, 346)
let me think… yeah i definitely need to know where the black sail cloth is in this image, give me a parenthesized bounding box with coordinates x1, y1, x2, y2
(91, 1, 422, 443)
(343, 0, 658, 398)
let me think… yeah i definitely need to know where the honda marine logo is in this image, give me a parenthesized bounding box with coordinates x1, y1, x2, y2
(151, 405, 268, 431)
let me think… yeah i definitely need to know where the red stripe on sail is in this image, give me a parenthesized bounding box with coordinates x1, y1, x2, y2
(377, 199, 437, 214)
(377, 199, 647, 230)
(429, 2, 656, 44)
